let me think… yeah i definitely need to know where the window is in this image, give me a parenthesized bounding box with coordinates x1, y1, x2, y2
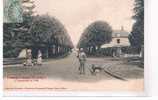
(117, 39, 120, 44)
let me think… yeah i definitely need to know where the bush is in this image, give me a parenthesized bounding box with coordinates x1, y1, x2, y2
(86, 46, 141, 57)
(86, 47, 116, 57)
(121, 46, 141, 54)
(97, 47, 115, 56)
(3, 46, 22, 58)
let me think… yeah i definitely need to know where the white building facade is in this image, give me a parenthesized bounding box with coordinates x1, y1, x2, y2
(101, 27, 130, 48)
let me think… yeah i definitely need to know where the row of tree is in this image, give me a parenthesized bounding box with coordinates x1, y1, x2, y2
(77, 21, 112, 54)
(29, 15, 73, 58)
(3, 0, 73, 58)
(3, 0, 144, 58)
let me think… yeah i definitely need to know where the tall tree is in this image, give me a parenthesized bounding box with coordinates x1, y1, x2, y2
(129, 0, 144, 48)
(3, 23, 24, 57)
(29, 15, 73, 57)
(78, 21, 112, 53)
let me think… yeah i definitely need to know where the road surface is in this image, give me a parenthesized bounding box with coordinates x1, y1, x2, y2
(4, 52, 144, 91)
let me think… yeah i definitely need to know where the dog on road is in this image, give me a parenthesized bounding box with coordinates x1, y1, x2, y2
(89, 64, 104, 75)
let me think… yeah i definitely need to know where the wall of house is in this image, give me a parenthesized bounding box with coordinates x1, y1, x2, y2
(110, 37, 130, 46)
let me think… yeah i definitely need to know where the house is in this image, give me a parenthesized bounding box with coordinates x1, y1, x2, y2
(101, 27, 130, 48)
(101, 27, 130, 56)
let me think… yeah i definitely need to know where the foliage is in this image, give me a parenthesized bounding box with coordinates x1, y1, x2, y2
(129, 0, 144, 47)
(29, 15, 73, 48)
(78, 21, 112, 50)
(3, 23, 21, 57)
(89, 46, 140, 57)
(3, 0, 73, 58)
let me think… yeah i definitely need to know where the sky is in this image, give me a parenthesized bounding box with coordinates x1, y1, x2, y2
(33, 0, 135, 46)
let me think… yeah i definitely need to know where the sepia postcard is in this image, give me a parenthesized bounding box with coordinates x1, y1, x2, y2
(3, 0, 144, 96)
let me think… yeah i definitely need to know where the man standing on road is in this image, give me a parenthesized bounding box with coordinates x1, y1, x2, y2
(77, 48, 87, 74)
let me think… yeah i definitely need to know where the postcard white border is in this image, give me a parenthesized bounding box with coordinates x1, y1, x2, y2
(0, 0, 152, 97)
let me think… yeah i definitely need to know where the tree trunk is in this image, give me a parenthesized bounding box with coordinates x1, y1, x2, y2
(98, 45, 101, 50)
(45, 47, 49, 58)
(55, 45, 58, 56)
(92, 46, 96, 53)
(53, 45, 55, 55)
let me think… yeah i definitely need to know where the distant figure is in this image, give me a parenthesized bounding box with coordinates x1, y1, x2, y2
(24, 49, 33, 66)
(37, 50, 42, 65)
(78, 48, 87, 74)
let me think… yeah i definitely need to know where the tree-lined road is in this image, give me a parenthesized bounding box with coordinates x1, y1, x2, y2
(4, 51, 144, 91)
(4, 51, 143, 82)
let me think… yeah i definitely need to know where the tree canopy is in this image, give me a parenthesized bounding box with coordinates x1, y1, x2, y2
(77, 21, 112, 49)
(29, 15, 73, 48)
(3, 0, 73, 58)
(129, 0, 144, 48)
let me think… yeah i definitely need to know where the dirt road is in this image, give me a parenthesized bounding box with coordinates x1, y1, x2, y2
(4, 52, 144, 91)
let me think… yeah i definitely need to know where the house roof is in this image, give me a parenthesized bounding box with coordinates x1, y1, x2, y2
(112, 29, 130, 38)
(101, 27, 131, 48)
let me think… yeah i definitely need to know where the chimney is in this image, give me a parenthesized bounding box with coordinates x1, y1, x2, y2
(121, 26, 124, 31)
